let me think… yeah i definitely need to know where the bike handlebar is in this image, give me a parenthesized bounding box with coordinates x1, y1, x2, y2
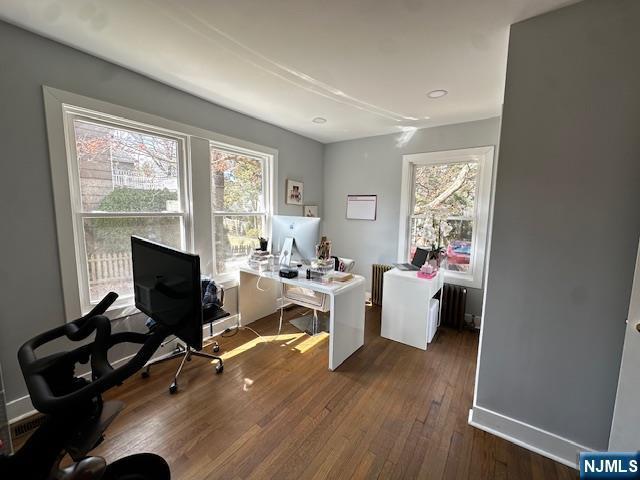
(17, 293, 170, 415)
(63, 292, 119, 341)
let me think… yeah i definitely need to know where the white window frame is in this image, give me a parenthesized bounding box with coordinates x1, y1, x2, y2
(398, 146, 495, 289)
(44, 86, 277, 321)
(209, 142, 275, 282)
(63, 110, 192, 316)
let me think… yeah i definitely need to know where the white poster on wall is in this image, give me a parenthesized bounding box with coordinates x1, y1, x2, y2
(346, 195, 377, 220)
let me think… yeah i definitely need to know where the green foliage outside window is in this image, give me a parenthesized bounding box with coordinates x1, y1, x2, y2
(85, 188, 180, 254)
(98, 187, 178, 213)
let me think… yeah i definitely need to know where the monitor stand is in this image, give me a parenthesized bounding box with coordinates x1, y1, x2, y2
(279, 236, 294, 266)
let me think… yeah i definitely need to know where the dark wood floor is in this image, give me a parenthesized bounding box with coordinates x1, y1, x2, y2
(91, 306, 577, 479)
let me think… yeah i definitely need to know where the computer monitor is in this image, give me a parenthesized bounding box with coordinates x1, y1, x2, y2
(131, 236, 203, 350)
(270, 215, 321, 264)
(412, 247, 429, 268)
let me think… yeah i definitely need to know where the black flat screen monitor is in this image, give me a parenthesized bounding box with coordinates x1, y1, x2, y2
(131, 236, 203, 350)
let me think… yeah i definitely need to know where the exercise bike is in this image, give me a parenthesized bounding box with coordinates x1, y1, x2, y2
(0, 292, 173, 479)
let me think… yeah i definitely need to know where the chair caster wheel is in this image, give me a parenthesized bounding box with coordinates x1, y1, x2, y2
(216, 364, 223, 374)
(212, 343, 220, 353)
(141, 370, 149, 379)
(169, 382, 178, 394)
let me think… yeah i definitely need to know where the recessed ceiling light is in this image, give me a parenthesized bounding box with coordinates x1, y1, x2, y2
(423, 116, 431, 120)
(312, 117, 327, 124)
(427, 89, 448, 99)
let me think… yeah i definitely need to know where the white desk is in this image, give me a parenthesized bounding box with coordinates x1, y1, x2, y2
(381, 268, 444, 350)
(238, 266, 366, 370)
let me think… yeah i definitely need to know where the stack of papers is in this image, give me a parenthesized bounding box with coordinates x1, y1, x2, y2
(324, 272, 354, 283)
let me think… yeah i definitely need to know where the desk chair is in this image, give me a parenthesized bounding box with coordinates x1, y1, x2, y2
(141, 280, 230, 394)
(288, 257, 355, 336)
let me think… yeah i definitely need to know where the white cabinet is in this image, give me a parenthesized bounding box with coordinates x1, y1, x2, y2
(381, 268, 444, 350)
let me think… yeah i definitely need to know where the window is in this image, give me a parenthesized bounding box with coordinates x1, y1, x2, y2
(64, 112, 189, 312)
(210, 145, 273, 276)
(399, 146, 495, 288)
(45, 87, 277, 319)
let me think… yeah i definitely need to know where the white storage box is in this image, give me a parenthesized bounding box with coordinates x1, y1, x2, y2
(427, 299, 439, 344)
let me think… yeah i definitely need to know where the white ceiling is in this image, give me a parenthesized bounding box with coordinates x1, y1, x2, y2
(1, 0, 576, 143)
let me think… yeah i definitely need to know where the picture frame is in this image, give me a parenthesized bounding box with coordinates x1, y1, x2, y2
(303, 205, 318, 217)
(286, 179, 304, 205)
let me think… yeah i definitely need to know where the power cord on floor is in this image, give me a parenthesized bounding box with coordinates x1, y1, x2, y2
(220, 324, 263, 339)
(220, 282, 288, 344)
(244, 326, 263, 339)
(220, 326, 239, 337)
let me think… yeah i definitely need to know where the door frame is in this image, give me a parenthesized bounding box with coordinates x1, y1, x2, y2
(609, 237, 640, 450)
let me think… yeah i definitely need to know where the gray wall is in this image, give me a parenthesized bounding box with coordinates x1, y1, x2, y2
(475, 0, 640, 450)
(323, 118, 501, 317)
(0, 20, 323, 406)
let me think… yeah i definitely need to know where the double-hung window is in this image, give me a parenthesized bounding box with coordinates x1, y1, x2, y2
(398, 146, 495, 288)
(63, 110, 190, 313)
(46, 87, 277, 319)
(210, 144, 273, 276)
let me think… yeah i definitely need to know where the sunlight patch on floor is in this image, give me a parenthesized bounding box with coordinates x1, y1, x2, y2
(293, 332, 329, 353)
(243, 378, 254, 391)
(220, 333, 305, 360)
(284, 336, 300, 345)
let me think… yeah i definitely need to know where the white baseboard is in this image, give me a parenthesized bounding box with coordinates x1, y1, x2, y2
(203, 313, 239, 338)
(7, 314, 240, 424)
(469, 405, 593, 469)
(7, 395, 34, 423)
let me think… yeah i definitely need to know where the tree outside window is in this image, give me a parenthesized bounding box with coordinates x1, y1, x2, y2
(72, 118, 186, 304)
(210, 147, 268, 275)
(410, 162, 478, 273)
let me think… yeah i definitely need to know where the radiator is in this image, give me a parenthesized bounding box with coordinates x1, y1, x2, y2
(371, 264, 393, 305)
(441, 283, 467, 330)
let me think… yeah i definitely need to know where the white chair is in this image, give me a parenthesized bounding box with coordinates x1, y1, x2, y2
(286, 257, 355, 335)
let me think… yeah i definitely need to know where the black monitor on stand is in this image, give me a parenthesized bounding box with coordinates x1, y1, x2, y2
(131, 236, 203, 350)
(131, 236, 224, 393)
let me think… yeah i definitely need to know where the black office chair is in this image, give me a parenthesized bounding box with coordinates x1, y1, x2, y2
(141, 279, 230, 394)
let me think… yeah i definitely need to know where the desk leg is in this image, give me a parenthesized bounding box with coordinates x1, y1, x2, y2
(438, 286, 443, 328)
(328, 282, 366, 371)
(239, 271, 279, 326)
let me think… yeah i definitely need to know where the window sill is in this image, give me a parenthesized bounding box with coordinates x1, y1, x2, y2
(77, 301, 141, 322)
(443, 270, 481, 290)
(77, 273, 241, 323)
(213, 272, 240, 289)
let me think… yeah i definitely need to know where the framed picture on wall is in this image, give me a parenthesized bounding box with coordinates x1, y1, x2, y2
(286, 179, 304, 205)
(303, 205, 318, 217)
